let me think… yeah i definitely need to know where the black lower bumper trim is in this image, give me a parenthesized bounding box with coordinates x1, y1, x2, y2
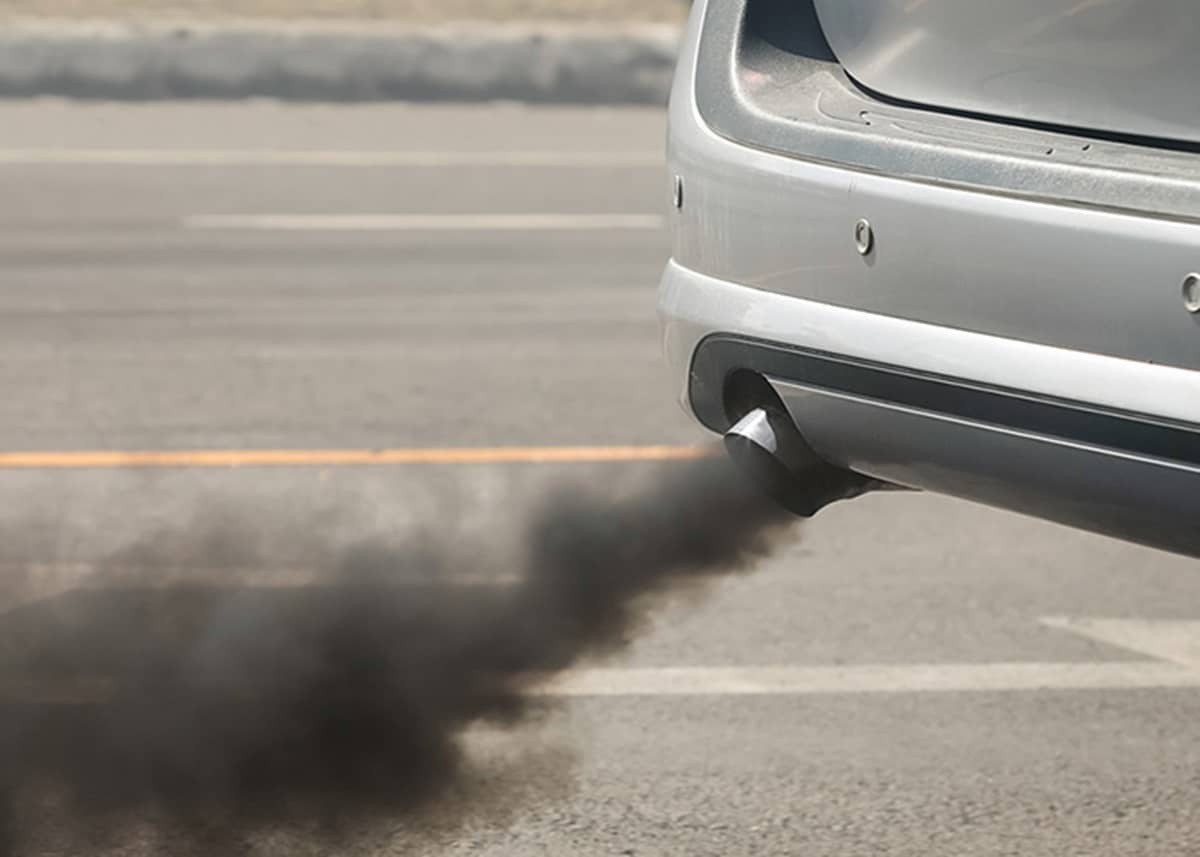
(690, 335, 1200, 469)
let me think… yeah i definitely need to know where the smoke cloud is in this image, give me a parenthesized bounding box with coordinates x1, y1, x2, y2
(0, 453, 797, 854)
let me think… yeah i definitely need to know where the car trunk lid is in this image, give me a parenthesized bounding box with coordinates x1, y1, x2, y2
(812, 0, 1200, 146)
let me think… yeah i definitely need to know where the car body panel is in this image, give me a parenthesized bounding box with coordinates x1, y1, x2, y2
(672, 117, 1200, 374)
(661, 0, 1200, 556)
(675, 6, 1200, 374)
(813, 0, 1200, 145)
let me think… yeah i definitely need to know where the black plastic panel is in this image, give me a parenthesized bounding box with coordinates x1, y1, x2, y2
(690, 335, 1200, 469)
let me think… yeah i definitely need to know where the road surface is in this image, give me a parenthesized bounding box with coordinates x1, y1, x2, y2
(0, 101, 1198, 856)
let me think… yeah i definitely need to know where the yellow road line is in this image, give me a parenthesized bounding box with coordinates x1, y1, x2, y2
(0, 445, 714, 470)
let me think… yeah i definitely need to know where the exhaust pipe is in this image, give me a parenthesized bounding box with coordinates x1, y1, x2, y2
(723, 407, 880, 517)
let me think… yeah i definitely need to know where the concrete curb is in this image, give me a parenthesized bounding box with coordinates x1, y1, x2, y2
(0, 21, 680, 103)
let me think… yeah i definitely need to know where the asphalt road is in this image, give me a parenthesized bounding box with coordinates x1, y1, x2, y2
(0, 101, 1199, 856)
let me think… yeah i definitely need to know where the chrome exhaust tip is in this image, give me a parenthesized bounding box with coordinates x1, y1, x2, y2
(723, 407, 880, 517)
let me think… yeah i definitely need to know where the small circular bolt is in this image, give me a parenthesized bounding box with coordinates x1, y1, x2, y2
(672, 175, 684, 210)
(854, 218, 873, 255)
(1184, 273, 1200, 313)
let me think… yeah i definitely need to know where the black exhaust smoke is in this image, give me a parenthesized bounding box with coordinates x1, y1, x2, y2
(0, 451, 828, 854)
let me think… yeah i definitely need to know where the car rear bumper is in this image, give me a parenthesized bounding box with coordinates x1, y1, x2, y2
(659, 262, 1200, 555)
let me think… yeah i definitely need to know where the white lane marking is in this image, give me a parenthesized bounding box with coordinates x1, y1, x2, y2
(184, 214, 665, 232)
(1041, 616, 1200, 668)
(535, 661, 1200, 697)
(0, 150, 661, 167)
(7, 662, 1198, 705)
(11, 618, 1200, 702)
(537, 618, 1200, 697)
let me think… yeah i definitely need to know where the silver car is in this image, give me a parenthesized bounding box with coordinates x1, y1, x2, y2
(659, 0, 1200, 557)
